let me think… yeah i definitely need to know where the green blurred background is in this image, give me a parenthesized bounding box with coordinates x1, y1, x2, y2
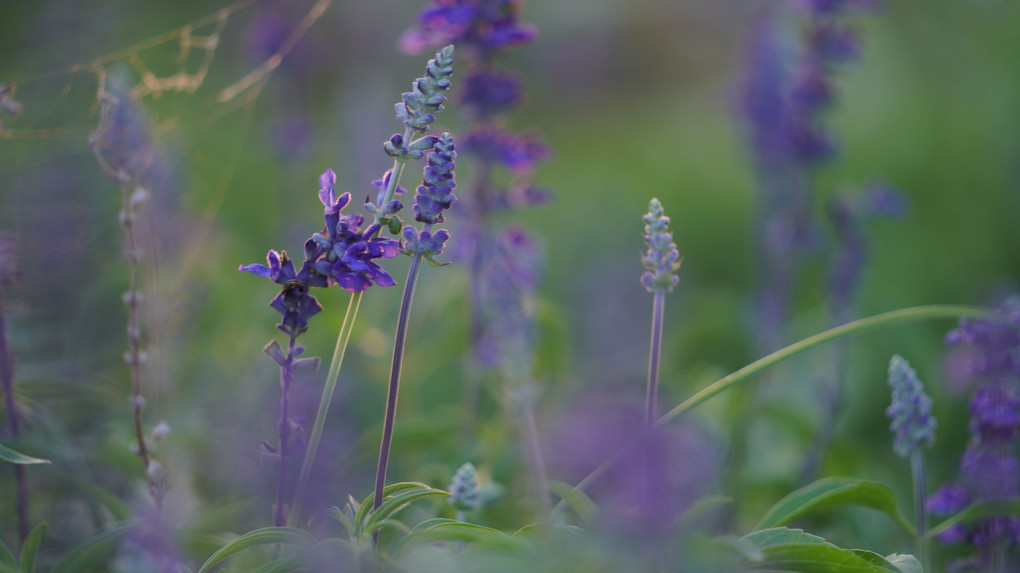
(0, 0, 1019, 565)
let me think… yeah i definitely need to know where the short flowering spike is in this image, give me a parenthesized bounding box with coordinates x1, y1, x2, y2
(885, 355, 937, 458)
(448, 462, 481, 511)
(414, 132, 457, 224)
(641, 198, 681, 294)
(395, 45, 456, 133)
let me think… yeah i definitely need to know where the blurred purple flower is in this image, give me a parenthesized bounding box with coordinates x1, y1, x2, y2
(459, 67, 524, 119)
(0, 234, 20, 288)
(885, 355, 936, 458)
(463, 126, 550, 174)
(549, 398, 720, 532)
(399, 0, 537, 56)
(928, 298, 1020, 556)
(827, 185, 907, 313)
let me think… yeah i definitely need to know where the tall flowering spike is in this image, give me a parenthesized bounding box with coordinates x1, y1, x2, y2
(927, 298, 1020, 557)
(414, 133, 457, 224)
(885, 355, 937, 458)
(393, 45, 456, 134)
(641, 199, 681, 294)
(448, 462, 482, 511)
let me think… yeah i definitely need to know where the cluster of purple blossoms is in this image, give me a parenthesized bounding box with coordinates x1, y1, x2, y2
(240, 169, 402, 336)
(926, 298, 1020, 559)
(403, 133, 458, 264)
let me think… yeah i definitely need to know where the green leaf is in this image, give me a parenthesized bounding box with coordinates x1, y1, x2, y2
(0, 443, 50, 466)
(363, 487, 448, 533)
(754, 477, 916, 536)
(363, 518, 411, 536)
(397, 521, 515, 556)
(19, 522, 46, 573)
(198, 528, 313, 573)
(713, 534, 764, 562)
(680, 495, 734, 525)
(354, 482, 428, 533)
(884, 554, 923, 573)
(926, 497, 1020, 540)
(251, 556, 308, 573)
(740, 528, 902, 572)
(548, 481, 598, 523)
(0, 537, 14, 566)
(54, 522, 135, 573)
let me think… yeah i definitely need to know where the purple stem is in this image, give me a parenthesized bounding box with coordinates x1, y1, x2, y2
(274, 335, 298, 527)
(0, 286, 28, 544)
(372, 238, 427, 540)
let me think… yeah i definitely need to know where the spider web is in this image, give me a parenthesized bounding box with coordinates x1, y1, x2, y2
(0, 0, 333, 418)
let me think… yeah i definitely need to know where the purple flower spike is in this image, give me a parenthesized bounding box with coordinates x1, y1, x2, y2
(928, 298, 1020, 560)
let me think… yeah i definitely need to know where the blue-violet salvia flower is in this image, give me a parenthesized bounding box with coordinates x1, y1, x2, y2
(240, 250, 325, 337)
(448, 462, 481, 511)
(414, 132, 458, 224)
(885, 355, 937, 458)
(641, 198, 681, 294)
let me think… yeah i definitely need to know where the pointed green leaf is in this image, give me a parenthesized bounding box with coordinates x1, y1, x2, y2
(54, 522, 135, 573)
(680, 494, 733, 525)
(198, 528, 313, 573)
(754, 477, 915, 536)
(19, 522, 46, 573)
(548, 481, 598, 523)
(364, 488, 448, 532)
(926, 497, 1020, 540)
(884, 554, 923, 573)
(251, 556, 308, 573)
(740, 528, 902, 572)
(713, 534, 764, 562)
(0, 537, 14, 566)
(355, 482, 439, 533)
(363, 518, 411, 536)
(397, 521, 515, 556)
(0, 443, 49, 466)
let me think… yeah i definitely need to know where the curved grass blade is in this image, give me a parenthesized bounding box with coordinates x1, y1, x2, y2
(198, 527, 313, 573)
(754, 477, 915, 536)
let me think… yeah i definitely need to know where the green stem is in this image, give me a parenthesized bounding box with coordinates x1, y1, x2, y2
(550, 304, 991, 517)
(911, 451, 929, 571)
(287, 290, 363, 527)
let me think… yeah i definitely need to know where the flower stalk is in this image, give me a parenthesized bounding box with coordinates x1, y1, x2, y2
(0, 235, 28, 544)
